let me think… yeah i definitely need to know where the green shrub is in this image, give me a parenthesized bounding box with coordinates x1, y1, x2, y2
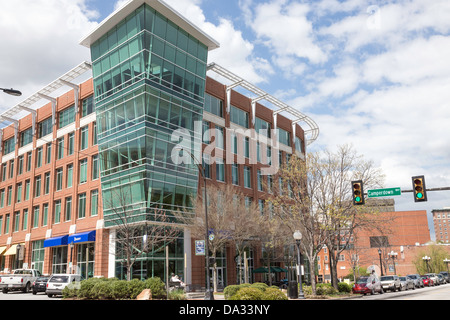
(143, 277, 166, 300)
(338, 282, 352, 293)
(316, 283, 338, 296)
(111, 280, 129, 300)
(250, 282, 269, 292)
(302, 285, 312, 296)
(92, 280, 113, 300)
(77, 278, 103, 299)
(231, 287, 265, 300)
(168, 288, 186, 300)
(62, 285, 78, 299)
(224, 285, 242, 300)
(263, 287, 288, 300)
(127, 279, 145, 299)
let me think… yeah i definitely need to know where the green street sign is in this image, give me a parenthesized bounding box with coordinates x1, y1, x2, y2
(367, 187, 402, 198)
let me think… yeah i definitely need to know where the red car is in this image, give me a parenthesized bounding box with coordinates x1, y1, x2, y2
(420, 275, 434, 287)
(352, 276, 384, 295)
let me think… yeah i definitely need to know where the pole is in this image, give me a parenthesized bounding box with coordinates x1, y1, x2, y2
(296, 241, 305, 299)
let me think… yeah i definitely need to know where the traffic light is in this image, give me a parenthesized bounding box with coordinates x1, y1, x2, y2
(351, 180, 365, 205)
(412, 175, 427, 202)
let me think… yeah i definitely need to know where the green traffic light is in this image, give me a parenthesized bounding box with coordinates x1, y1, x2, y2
(355, 196, 361, 202)
(416, 192, 423, 199)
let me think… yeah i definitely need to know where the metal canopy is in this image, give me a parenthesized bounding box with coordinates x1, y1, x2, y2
(0, 61, 91, 125)
(207, 62, 319, 146)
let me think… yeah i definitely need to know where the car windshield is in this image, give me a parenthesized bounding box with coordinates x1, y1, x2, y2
(399, 277, 406, 281)
(380, 276, 394, 281)
(50, 276, 69, 283)
(421, 276, 428, 279)
(407, 275, 417, 279)
(356, 277, 369, 284)
(36, 277, 49, 281)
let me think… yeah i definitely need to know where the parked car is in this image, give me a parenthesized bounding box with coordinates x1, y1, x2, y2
(425, 273, 440, 286)
(399, 276, 415, 290)
(32, 276, 50, 295)
(352, 275, 384, 295)
(380, 275, 401, 292)
(46, 274, 83, 297)
(439, 271, 449, 283)
(0, 269, 42, 293)
(421, 275, 434, 287)
(407, 274, 424, 288)
(436, 274, 446, 285)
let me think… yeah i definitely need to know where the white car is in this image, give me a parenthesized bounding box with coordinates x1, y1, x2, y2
(46, 274, 83, 297)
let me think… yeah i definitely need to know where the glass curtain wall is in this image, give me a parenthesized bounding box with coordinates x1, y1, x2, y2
(90, 4, 210, 279)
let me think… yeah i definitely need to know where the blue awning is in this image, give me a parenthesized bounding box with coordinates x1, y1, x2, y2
(44, 235, 68, 248)
(68, 230, 96, 244)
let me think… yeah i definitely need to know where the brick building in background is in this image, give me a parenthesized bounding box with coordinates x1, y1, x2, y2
(0, 0, 320, 290)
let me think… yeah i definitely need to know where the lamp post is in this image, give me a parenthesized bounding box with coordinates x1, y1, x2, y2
(0, 88, 22, 96)
(173, 146, 214, 300)
(378, 249, 384, 276)
(293, 230, 305, 299)
(422, 256, 431, 273)
(444, 258, 450, 274)
(388, 251, 398, 274)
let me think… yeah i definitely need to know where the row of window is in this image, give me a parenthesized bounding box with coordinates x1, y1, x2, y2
(2, 96, 95, 156)
(0, 189, 99, 235)
(0, 156, 99, 208)
(1, 122, 97, 185)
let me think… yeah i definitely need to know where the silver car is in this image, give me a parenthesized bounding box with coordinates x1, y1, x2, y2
(399, 276, 415, 290)
(407, 274, 424, 288)
(380, 275, 401, 292)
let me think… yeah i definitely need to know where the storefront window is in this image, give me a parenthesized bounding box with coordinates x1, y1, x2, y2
(76, 243, 95, 279)
(52, 246, 68, 274)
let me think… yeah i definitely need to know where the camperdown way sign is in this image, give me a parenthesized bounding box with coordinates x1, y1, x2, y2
(367, 187, 402, 198)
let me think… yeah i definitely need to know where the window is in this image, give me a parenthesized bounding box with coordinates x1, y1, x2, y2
(244, 166, 252, 188)
(92, 155, 99, 180)
(9, 160, 14, 179)
(65, 197, 72, 221)
(91, 190, 99, 216)
(55, 168, 63, 191)
(369, 236, 389, 248)
(93, 122, 98, 145)
(0, 189, 4, 208)
(80, 126, 89, 150)
(1, 164, 5, 182)
(67, 164, 73, 188)
(16, 183, 22, 203)
(36, 147, 43, 168)
(4, 137, 15, 155)
(278, 128, 291, 147)
(14, 211, 20, 232)
(18, 155, 24, 175)
(26, 152, 32, 172)
(68, 132, 74, 155)
(214, 126, 224, 149)
(257, 169, 263, 191)
(216, 158, 225, 182)
(5, 214, 10, 234)
(230, 106, 249, 128)
(255, 117, 271, 138)
(42, 204, 48, 227)
(7, 186, 12, 206)
(82, 95, 94, 117)
(20, 128, 33, 147)
(38, 117, 53, 138)
(79, 159, 88, 184)
(204, 93, 223, 117)
(295, 137, 304, 153)
(23, 209, 28, 230)
(31, 240, 45, 274)
(57, 138, 64, 159)
(44, 172, 51, 195)
(33, 206, 39, 228)
(46, 143, 52, 164)
(58, 105, 75, 128)
(54, 200, 61, 224)
(78, 193, 86, 218)
(25, 180, 30, 201)
(34, 176, 41, 198)
(231, 163, 239, 185)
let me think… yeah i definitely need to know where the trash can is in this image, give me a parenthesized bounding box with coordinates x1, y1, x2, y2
(288, 280, 298, 298)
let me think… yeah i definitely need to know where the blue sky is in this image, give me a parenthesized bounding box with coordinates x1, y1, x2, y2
(1, 0, 450, 241)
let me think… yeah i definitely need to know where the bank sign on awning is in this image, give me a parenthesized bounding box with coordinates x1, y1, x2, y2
(68, 230, 96, 244)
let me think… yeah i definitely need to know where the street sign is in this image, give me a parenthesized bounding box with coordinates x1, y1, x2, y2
(367, 187, 402, 198)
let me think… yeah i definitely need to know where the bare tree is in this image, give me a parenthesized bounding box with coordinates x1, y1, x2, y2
(103, 187, 181, 281)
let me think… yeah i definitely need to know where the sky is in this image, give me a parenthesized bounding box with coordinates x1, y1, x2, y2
(1, 0, 450, 241)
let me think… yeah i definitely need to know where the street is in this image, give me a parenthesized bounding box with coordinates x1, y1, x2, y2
(0, 291, 61, 301)
(357, 283, 450, 300)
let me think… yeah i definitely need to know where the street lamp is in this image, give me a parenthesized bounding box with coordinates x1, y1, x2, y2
(444, 258, 450, 274)
(293, 230, 305, 299)
(388, 251, 398, 274)
(378, 249, 384, 276)
(0, 88, 22, 96)
(173, 146, 214, 300)
(422, 256, 431, 273)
